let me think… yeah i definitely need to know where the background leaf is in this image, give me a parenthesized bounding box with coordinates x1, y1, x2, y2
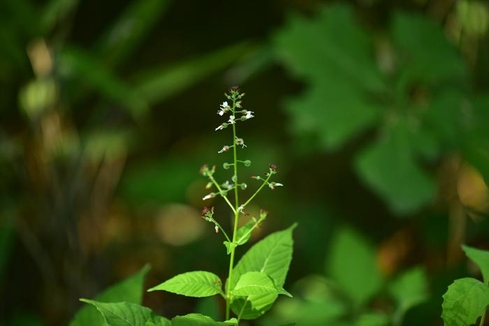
(462, 245, 489, 284)
(327, 226, 382, 307)
(273, 4, 383, 150)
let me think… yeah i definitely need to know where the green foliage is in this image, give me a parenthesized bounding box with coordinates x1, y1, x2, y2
(265, 226, 428, 326)
(442, 246, 489, 326)
(148, 271, 224, 298)
(327, 227, 383, 307)
(71, 265, 150, 326)
(272, 2, 485, 215)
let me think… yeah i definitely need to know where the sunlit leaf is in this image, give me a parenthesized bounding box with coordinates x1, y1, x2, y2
(71, 265, 150, 326)
(230, 224, 296, 319)
(148, 271, 223, 298)
(81, 300, 170, 326)
(441, 278, 489, 326)
(233, 271, 290, 297)
(327, 226, 382, 307)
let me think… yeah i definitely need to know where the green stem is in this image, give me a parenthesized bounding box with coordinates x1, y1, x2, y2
(241, 172, 273, 208)
(225, 106, 241, 321)
(479, 309, 486, 326)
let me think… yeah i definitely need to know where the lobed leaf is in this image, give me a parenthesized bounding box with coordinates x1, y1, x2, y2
(148, 271, 223, 298)
(442, 278, 489, 326)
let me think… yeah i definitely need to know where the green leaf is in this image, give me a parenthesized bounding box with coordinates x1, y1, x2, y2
(40, 0, 79, 35)
(355, 120, 435, 214)
(95, 0, 172, 68)
(327, 226, 382, 307)
(233, 271, 291, 297)
(81, 300, 170, 326)
(441, 278, 489, 326)
(389, 267, 428, 324)
(224, 241, 238, 255)
(148, 271, 223, 298)
(391, 10, 467, 84)
(171, 313, 232, 326)
(236, 219, 255, 246)
(273, 4, 384, 150)
(462, 245, 489, 284)
(230, 224, 296, 319)
(70, 265, 150, 326)
(354, 313, 390, 326)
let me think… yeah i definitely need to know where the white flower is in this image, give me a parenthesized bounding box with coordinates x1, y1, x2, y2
(215, 124, 225, 131)
(274, 182, 284, 187)
(221, 101, 229, 108)
(217, 109, 225, 116)
(203, 193, 214, 200)
(222, 181, 233, 190)
(237, 205, 245, 212)
(218, 145, 230, 153)
(244, 110, 254, 120)
(228, 115, 236, 124)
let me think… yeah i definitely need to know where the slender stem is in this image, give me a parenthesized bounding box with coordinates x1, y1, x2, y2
(225, 103, 241, 321)
(479, 309, 486, 326)
(241, 172, 273, 208)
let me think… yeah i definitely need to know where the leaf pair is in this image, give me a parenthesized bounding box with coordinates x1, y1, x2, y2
(149, 224, 296, 320)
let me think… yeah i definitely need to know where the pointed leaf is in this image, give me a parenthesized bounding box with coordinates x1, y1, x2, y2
(148, 271, 223, 298)
(70, 265, 150, 326)
(462, 245, 489, 284)
(327, 227, 382, 307)
(81, 300, 170, 326)
(442, 278, 489, 326)
(233, 271, 290, 297)
(224, 241, 237, 255)
(236, 219, 255, 246)
(230, 224, 296, 319)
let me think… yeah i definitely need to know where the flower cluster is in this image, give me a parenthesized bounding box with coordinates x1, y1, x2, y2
(199, 87, 283, 237)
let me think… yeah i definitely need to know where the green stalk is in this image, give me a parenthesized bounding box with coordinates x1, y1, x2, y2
(225, 102, 240, 321)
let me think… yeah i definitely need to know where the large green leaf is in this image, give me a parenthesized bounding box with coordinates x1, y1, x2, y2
(233, 271, 290, 297)
(462, 245, 489, 284)
(442, 278, 489, 326)
(230, 224, 296, 320)
(273, 4, 384, 150)
(81, 300, 170, 326)
(391, 10, 467, 85)
(327, 226, 382, 307)
(355, 119, 435, 214)
(70, 265, 150, 326)
(148, 271, 223, 298)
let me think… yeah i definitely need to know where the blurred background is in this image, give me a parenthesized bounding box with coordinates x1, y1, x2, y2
(1, 0, 489, 325)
